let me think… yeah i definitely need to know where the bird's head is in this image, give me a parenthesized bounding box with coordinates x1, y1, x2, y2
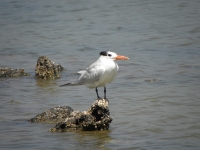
(100, 51, 129, 60)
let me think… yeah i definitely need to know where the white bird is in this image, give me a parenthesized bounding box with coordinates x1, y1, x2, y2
(59, 51, 129, 99)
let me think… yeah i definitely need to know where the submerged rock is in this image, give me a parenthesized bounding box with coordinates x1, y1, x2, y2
(145, 78, 162, 82)
(35, 56, 64, 79)
(0, 68, 30, 77)
(29, 99, 112, 131)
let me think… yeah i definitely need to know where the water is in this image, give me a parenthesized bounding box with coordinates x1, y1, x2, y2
(0, 0, 200, 149)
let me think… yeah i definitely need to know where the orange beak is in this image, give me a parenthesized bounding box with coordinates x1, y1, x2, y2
(115, 55, 129, 60)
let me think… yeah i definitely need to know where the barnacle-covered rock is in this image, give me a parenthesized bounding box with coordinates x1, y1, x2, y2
(0, 68, 30, 77)
(29, 99, 112, 131)
(50, 98, 112, 132)
(29, 106, 74, 123)
(35, 56, 64, 79)
(51, 111, 96, 131)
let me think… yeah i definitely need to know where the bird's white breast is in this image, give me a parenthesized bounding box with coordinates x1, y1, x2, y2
(86, 58, 118, 88)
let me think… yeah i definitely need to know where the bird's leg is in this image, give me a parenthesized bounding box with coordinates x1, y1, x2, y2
(104, 86, 109, 102)
(104, 86, 106, 99)
(95, 87, 100, 99)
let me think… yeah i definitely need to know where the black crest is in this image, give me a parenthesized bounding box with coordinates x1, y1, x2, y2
(100, 51, 107, 56)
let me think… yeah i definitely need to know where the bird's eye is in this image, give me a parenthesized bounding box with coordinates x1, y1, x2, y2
(108, 54, 112, 57)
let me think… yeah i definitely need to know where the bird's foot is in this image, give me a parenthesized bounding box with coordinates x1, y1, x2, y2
(97, 97, 103, 100)
(104, 98, 109, 103)
(97, 97, 109, 103)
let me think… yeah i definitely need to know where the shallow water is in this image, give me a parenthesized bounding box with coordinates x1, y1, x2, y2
(0, 0, 200, 149)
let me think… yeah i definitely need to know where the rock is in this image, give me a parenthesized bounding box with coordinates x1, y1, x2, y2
(145, 78, 161, 82)
(50, 99, 112, 132)
(29, 99, 112, 131)
(35, 56, 64, 79)
(51, 111, 96, 131)
(29, 106, 74, 123)
(0, 68, 30, 77)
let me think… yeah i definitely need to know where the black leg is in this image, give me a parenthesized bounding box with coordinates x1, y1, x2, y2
(104, 86, 106, 99)
(95, 87, 100, 99)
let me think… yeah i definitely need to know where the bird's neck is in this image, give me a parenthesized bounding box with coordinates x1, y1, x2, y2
(99, 56, 117, 67)
(99, 56, 114, 62)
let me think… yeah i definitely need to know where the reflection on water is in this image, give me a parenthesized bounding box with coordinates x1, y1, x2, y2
(35, 78, 58, 87)
(0, 0, 200, 149)
(75, 130, 111, 149)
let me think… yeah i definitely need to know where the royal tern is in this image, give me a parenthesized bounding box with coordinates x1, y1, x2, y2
(59, 51, 129, 99)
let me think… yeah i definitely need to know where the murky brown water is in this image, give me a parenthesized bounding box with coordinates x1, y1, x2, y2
(0, 0, 200, 149)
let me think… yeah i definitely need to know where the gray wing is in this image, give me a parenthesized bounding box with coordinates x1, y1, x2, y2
(78, 65, 105, 84)
(77, 70, 86, 75)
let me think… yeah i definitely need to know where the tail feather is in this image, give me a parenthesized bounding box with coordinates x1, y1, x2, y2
(59, 81, 81, 87)
(59, 83, 71, 87)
